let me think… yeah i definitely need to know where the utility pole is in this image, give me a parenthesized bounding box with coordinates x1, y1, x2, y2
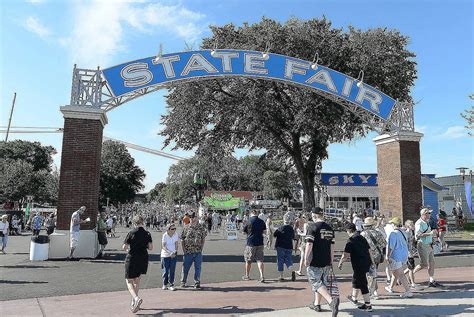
(5, 92, 17, 141)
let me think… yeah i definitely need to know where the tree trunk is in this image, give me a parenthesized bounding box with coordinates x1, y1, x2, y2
(301, 171, 316, 211)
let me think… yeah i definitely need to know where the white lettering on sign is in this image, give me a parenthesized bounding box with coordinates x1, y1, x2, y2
(329, 176, 339, 185)
(305, 69, 337, 92)
(181, 53, 219, 76)
(212, 52, 240, 72)
(284, 59, 309, 79)
(120, 62, 153, 88)
(342, 78, 354, 97)
(152, 55, 180, 79)
(244, 53, 269, 74)
(343, 175, 355, 184)
(356, 85, 382, 113)
(359, 175, 372, 184)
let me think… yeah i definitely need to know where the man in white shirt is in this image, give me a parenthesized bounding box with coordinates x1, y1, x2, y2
(258, 210, 268, 223)
(353, 213, 363, 232)
(106, 216, 114, 237)
(68, 206, 87, 260)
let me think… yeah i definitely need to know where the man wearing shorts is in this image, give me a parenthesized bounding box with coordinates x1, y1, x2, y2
(68, 206, 86, 260)
(305, 207, 339, 316)
(242, 208, 266, 282)
(413, 208, 442, 287)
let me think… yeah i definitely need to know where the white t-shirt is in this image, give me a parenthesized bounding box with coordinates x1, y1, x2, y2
(0, 221, 9, 235)
(161, 232, 179, 258)
(258, 213, 268, 222)
(106, 218, 113, 228)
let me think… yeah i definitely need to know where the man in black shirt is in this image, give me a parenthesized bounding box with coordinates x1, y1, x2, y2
(242, 208, 266, 282)
(338, 223, 373, 312)
(273, 216, 296, 281)
(304, 207, 339, 316)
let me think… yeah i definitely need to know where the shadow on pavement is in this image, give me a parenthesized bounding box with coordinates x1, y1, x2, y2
(0, 265, 60, 269)
(138, 306, 274, 316)
(0, 280, 48, 284)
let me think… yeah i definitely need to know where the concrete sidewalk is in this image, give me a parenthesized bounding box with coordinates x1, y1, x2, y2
(1, 266, 473, 316)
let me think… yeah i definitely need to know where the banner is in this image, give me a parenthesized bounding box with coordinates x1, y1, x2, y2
(465, 181, 473, 216)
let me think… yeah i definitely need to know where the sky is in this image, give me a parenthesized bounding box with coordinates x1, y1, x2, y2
(1, 0, 473, 192)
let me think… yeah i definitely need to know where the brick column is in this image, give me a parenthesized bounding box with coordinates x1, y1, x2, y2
(57, 106, 107, 230)
(374, 132, 423, 222)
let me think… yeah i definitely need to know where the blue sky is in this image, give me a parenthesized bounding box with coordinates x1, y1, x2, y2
(1, 0, 473, 192)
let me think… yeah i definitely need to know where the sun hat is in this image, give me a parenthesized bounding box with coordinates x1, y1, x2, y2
(363, 217, 376, 227)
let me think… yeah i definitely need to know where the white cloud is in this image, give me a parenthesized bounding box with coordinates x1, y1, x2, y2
(24, 16, 51, 38)
(26, 0, 43, 4)
(414, 125, 428, 135)
(438, 125, 466, 139)
(66, 0, 207, 68)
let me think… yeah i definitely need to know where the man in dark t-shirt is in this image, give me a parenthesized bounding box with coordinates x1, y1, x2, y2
(274, 216, 296, 281)
(242, 208, 266, 282)
(338, 223, 373, 312)
(304, 207, 339, 316)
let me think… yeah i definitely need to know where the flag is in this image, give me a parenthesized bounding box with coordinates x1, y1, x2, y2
(465, 181, 473, 216)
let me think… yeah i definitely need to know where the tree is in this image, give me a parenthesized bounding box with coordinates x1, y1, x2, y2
(100, 140, 145, 205)
(263, 170, 292, 200)
(147, 182, 167, 202)
(0, 159, 37, 202)
(0, 140, 55, 172)
(461, 94, 474, 136)
(161, 18, 417, 209)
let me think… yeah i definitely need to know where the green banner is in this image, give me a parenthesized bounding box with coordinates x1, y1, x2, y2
(203, 194, 242, 210)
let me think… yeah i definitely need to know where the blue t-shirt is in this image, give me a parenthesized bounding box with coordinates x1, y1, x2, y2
(273, 224, 295, 250)
(388, 229, 408, 262)
(243, 216, 266, 247)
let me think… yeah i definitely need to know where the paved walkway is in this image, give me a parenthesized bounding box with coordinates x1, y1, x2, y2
(1, 266, 473, 316)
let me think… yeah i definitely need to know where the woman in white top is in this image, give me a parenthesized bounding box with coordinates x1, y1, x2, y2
(0, 215, 9, 253)
(161, 223, 179, 291)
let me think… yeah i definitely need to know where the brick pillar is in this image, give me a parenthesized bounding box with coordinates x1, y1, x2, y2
(374, 132, 423, 222)
(57, 106, 107, 230)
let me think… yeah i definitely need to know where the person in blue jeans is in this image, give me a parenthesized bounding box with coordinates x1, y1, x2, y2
(274, 216, 296, 281)
(161, 223, 179, 291)
(180, 212, 207, 289)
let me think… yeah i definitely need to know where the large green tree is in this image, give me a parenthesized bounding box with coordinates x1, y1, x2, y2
(0, 141, 58, 203)
(100, 140, 145, 205)
(161, 18, 417, 209)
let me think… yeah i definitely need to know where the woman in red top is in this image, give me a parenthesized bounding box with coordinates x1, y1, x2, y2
(437, 213, 448, 251)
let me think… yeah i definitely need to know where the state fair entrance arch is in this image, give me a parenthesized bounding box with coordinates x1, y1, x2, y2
(55, 50, 422, 256)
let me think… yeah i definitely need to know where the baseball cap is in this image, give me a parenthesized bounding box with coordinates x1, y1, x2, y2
(420, 208, 432, 216)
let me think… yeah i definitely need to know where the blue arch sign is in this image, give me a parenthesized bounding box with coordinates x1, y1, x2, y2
(102, 50, 396, 120)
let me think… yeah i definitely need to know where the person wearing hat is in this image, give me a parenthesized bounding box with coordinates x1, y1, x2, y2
(338, 222, 373, 312)
(361, 217, 387, 299)
(0, 215, 9, 254)
(384, 217, 412, 298)
(413, 207, 442, 288)
(180, 212, 207, 289)
(304, 207, 339, 315)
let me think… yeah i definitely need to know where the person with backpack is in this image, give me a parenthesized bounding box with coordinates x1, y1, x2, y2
(361, 217, 387, 299)
(384, 217, 413, 298)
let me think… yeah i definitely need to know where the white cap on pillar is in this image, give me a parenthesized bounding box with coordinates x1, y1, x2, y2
(373, 131, 423, 146)
(60, 106, 108, 127)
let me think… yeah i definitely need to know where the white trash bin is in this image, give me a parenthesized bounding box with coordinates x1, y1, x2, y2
(30, 235, 50, 261)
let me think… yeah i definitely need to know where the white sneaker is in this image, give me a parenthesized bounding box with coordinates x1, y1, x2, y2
(400, 291, 413, 298)
(410, 283, 423, 290)
(162, 285, 168, 290)
(371, 291, 379, 300)
(168, 286, 176, 291)
(384, 286, 393, 293)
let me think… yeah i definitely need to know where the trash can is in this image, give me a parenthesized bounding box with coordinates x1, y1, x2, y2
(30, 235, 50, 261)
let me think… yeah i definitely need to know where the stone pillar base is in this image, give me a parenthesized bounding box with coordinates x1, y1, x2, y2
(48, 230, 99, 259)
(374, 132, 423, 222)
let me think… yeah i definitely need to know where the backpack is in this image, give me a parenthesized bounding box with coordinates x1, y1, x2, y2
(365, 230, 385, 264)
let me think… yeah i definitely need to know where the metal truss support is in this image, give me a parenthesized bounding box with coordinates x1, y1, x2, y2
(69, 66, 416, 134)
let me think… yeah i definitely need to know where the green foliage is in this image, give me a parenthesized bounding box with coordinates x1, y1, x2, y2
(147, 182, 167, 202)
(461, 94, 473, 136)
(100, 140, 145, 205)
(263, 170, 292, 200)
(0, 141, 58, 204)
(0, 140, 55, 172)
(160, 17, 417, 209)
